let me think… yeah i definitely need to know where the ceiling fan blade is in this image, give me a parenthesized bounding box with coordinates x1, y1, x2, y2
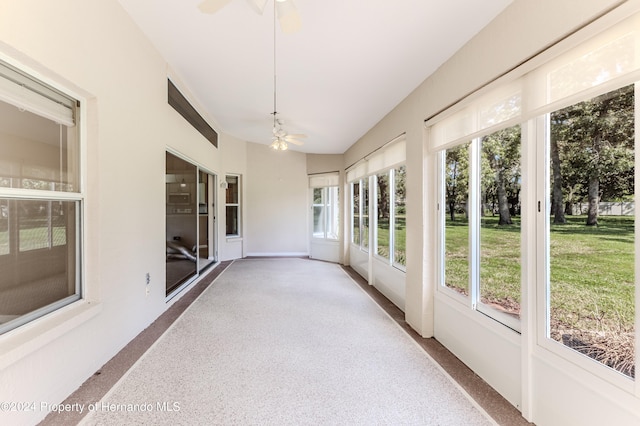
(198, 0, 234, 14)
(285, 133, 307, 139)
(276, 0, 301, 33)
(245, 0, 268, 15)
(287, 139, 304, 146)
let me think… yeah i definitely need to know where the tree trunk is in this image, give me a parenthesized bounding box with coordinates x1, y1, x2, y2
(550, 137, 566, 224)
(448, 200, 455, 221)
(378, 178, 389, 219)
(586, 133, 603, 226)
(586, 176, 599, 226)
(497, 172, 512, 225)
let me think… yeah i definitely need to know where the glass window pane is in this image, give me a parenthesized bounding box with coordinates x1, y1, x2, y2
(226, 175, 239, 204)
(0, 199, 7, 255)
(548, 84, 635, 378)
(19, 200, 52, 251)
(327, 187, 339, 240)
(313, 187, 339, 240)
(225, 175, 241, 237)
(165, 152, 197, 295)
(0, 199, 77, 326)
(226, 206, 238, 236)
(394, 166, 407, 267)
(362, 178, 369, 251)
(444, 143, 470, 296)
(0, 101, 79, 192)
(352, 182, 360, 245)
(313, 188, 325, 238)
(479, 126, 521, 319)
(377, 171, 390, 259)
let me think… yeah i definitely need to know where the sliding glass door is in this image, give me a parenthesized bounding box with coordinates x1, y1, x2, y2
(166, 152, 217, 296)
(543, 84, 635, 378)
(198, 170, 216, 273)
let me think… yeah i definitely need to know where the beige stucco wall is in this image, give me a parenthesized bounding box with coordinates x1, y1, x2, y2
(0, 1, 227, 424)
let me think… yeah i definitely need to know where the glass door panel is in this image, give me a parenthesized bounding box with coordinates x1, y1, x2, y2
(198, 171, 216, 273)
(479, 126, 522, 321)
(547, 85, 635, 378)
(313, 188, 325, 238)
(166, 152, 197, 295)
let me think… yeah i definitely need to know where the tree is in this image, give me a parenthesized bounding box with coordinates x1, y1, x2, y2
(445, 144, 470, 221)
(481, 126, 521, 225)
(550, 136, 566, 223)
(394, 166, 407, 215)
(550, 84, 634, 226)
(377, 172, 390, 220)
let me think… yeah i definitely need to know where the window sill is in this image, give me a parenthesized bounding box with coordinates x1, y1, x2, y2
(226, 236, 243, 242)
(0, 300, 101, 370)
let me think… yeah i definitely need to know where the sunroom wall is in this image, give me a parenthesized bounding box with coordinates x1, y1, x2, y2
(0, 1, 238, 424)
(345, 0, 640, 424)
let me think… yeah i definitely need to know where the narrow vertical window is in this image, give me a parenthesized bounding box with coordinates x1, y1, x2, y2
(393, 165, 407, 268)
(313, 188, 325, 238)
(362, 178, 369, 251)
(225, 175, 240, 237)
(376, 171, 391, 258)
(326, 186, 339, 240)
(352, 181, 360, 246)
(443, 143, 471, 296)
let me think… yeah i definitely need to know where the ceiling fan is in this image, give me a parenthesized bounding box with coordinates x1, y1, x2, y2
(271, 116, 306, 150)
(198, 0, 301, 33)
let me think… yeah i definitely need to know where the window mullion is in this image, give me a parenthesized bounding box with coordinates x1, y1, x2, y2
(635, 82, 640, 397)
(324, 187, 329, 239)
(389, 169, 395, 265)
(359, 180, 364, 250)
(469, 138, 481, 310)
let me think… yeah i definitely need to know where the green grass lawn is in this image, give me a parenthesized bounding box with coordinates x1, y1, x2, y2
(0, 226, 67, 253)
(445, 215, 634, 326)
(375, 216, 406, 265)
(548, 216, 634, 331)
(445, 214, 635, 375)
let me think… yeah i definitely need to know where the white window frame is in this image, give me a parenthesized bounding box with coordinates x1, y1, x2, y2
(534, 84, 639, 390)
(350, 180, 360, 246)
(437, 136, 521, 332)
(373, 166, 407, 272)
(311, 186, 339, 241)
(225, 174, 241, 238)
(430, 9, 640, 391)
(0, 58, 84, 335)
(349, 177, 370, 252)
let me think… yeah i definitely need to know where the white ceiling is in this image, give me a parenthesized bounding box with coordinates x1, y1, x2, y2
(118, 0, 513, 154)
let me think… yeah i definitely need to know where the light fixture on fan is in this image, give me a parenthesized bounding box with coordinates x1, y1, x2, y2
(268, 1, 305, 151)
(198, 0, 305, 150)
(270, 115, 287, 151)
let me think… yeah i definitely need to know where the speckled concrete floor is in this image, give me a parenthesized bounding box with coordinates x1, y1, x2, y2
(42, 258, 530, 426)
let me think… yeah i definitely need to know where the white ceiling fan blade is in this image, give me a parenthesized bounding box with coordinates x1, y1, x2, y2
(287, 139, 304, 146)
(285, 133, 307, 139)
(198, 0, 234, 14)
(245, 0, 268, 15)
(276, 0, 301, 33)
